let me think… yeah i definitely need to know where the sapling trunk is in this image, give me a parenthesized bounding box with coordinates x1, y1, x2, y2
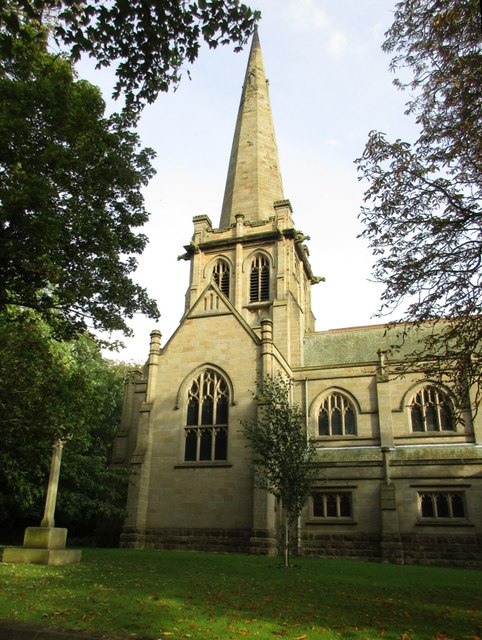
(284, 511, 290, 568)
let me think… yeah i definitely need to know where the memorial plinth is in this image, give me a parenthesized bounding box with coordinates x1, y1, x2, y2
(2, 527, 82, 565)
(2, 440, 81, 565)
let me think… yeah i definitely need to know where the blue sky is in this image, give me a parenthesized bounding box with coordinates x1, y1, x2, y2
(78, 0, 418, 362)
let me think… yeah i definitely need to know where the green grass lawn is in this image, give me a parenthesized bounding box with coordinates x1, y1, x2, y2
(0, 548, 481, 640)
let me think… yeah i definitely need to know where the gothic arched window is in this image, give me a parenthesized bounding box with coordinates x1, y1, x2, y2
(409, 386, 454, 432)
(212, 259, 230, 298)
(184, 369, 229, 462)
(318, 393, 356, 436)
(250, 255, 270, 302)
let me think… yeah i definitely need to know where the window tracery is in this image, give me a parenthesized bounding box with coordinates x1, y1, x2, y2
(318, 393, 356, 436)
(409, 386, 454, 432)
(184, 369, 229, 462)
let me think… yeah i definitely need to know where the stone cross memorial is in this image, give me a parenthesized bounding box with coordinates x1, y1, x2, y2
(2, 439, 82, 565)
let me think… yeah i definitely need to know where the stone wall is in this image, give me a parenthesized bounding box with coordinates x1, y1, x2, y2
(121, 527, 252, 553)
(401, 533, 482, 568)
(300, 532, 482, 568)
(121, 526, 482, 568)
(301, 532, 381, 562)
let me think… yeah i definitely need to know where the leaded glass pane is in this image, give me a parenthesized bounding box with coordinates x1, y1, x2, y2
(214, 428, 228, 460)
(345, 407, 356, 434)
(440, 403, 454, 431)
(451, 494, 465, 518)
(187, 398, 198, 425)
(340, 494, 352, 517)
(201, 397, 213, 425)
(216, 396, 228, 424)
(420, 494, 435, 517)
(326, 494, 337, 517)
(318, 411, 329, 436)
(313, 495, 324, 517)
(426, 404, 438, 431)
(199, 428, 212, 460)
(331, 410, 342, 435)
(411, 403, 424, 431)
(184, 429, 197, 461)
(436, 494, 450, 517)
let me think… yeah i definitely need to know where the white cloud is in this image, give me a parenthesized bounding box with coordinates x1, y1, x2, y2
(327, 30, 347, 58)
(284, 1, 347, 59)
(286, 0, 328, 31)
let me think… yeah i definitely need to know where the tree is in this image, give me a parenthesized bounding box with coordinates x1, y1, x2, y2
(242, 373, 316, 567)
(355, 0, 481, 409)
(0, 0, 260, 115)
(0, 308, 129, 543)
(0, 30, 160, 339)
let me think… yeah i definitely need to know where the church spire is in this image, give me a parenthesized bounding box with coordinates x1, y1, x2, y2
(219, 28, 285, 229)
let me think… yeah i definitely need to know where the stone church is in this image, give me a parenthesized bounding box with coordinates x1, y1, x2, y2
(113, 31, 482, 566)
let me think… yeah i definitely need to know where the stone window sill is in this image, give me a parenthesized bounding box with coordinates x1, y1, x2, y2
(306, 519, 357, 526)
(174, 462, 233, 469)
(416, 519, 473, 527)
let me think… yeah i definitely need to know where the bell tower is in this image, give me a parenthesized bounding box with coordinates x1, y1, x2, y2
(179, 28, 321, 367)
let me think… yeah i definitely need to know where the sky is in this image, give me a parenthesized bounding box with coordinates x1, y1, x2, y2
(78, 0, 418, 364)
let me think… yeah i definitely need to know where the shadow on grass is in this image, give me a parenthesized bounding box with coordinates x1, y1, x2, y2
(0, 548, 481, 640)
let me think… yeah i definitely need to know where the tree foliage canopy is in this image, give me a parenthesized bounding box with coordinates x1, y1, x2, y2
(355, 0, 481, 407)
(0, 30, 159, 338)
(0, 0, 259, 114)
(242, 373, 315, 522)
(0, 308, 129, 540)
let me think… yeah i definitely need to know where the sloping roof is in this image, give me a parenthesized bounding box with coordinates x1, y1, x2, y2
(303, 323, 437, 368)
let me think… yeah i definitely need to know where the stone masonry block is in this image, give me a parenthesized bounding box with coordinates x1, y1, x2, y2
(23, 526, 67, 549)
(2, 547, 81, 565)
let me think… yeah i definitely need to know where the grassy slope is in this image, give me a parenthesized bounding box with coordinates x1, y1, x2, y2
(0, 548, 481, 640)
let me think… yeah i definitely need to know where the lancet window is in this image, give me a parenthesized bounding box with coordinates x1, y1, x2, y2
(212, 259, 230, 298)
(249, 255, 270, 303)
(184, 369, 229, 462)
(409, 386, 454, 432)
(318, 393, 356, 436)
